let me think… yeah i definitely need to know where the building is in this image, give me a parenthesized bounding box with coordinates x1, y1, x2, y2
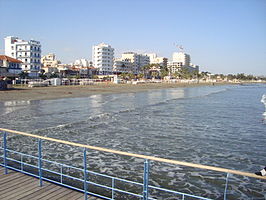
(41, 53, 61, 74)
(92, 43, 114, 75)
(168, 52, 191, 74)
(73, 59, 91, 67)
(167, 62, 182, 74)
(168, 52, 199, 75)
(0, 55, 22, 78)
(139, 54, 150, 70)
(113, 58, 134, 74)
(121, 52, 150, 74)
(172, 52, 190, 67)
(41, 53, 61, 68)
(4, 36, 41, 77)
(146, 53, 168, 67)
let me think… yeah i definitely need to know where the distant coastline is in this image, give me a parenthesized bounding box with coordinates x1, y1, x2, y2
(2, 82, 263, 102)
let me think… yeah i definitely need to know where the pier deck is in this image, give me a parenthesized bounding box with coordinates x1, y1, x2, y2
(0, 167, 101, 200)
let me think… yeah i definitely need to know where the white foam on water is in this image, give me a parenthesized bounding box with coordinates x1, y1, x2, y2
(261, 94, 266, 119)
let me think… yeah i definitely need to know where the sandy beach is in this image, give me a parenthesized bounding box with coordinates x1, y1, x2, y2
(0, 82, 233, 101)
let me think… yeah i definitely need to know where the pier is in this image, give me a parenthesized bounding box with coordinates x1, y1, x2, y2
(0, 128, 265, 199)
(0, 166, 101, 200)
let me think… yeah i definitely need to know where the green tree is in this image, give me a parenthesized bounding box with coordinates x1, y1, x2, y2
(141, 64, 151, 79)
(39, 69, 47, 79)
(19, 71, 29, 79)
(178, 67, 193, 79)
(236, 73, 246, 80)
(159, 65, 169, 79)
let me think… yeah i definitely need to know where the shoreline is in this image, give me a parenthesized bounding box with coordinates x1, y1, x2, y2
(0, 82, 255, 102)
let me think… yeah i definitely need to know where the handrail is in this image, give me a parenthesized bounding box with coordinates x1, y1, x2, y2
(1, 128, 266, 180)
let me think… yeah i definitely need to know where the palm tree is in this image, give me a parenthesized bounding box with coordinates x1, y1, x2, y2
(19, 71, 29, 79)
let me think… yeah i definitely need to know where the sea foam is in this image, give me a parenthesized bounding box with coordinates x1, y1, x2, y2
(261, 94, 266, 118)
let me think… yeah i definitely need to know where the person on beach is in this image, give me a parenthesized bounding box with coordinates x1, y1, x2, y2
(255, 166, 266, 176)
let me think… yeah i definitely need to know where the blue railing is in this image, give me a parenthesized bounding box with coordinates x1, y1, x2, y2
(0, 128, 265, 200)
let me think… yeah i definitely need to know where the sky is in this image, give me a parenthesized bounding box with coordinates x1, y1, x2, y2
(0, 0, 265, 75)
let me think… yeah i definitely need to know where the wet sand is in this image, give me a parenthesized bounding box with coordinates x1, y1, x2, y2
(0, 82, 232, 101)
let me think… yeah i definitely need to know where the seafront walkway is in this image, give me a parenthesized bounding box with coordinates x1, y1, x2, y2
(0, 166, 101, 200)
(0, 128, 265, 199)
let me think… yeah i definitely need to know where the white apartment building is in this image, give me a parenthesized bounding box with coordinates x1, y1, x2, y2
(74, 59, 90, 67)
(172, 52, 191, 67)
(113, 58, 134, 74)
(167, 62, 182, 74)
(121, 52, 149, 74)
(92, 43, 114, 75)
(168, 52, 199, 75)
(4, 36, 41, 77)
(146, 53, 168, 67)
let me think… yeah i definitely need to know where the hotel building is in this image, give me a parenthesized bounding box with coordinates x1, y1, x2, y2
(4, 36, 41, 77)
(92, 43, 114, 75)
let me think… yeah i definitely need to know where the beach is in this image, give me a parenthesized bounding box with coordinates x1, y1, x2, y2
(0, 82, 230, 101)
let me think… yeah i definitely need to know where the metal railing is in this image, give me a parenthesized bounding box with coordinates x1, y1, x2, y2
(0, 128, 265, 200)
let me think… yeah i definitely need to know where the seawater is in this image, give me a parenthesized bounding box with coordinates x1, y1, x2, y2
(0, 84, 265, 199)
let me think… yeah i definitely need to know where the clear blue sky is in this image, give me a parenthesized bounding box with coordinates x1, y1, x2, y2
(0, 0, 265, 75)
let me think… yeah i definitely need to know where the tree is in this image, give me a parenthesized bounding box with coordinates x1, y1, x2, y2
(236, 73, 246, 80)
(137, 73, 144, 79)
(141, 64, 151, 79)
(178, 67, 192, 79)
(39, 69, 47, 79)
(151, 71, 159, 79)
(19, 71, 29, 79)
(159, 65, 169, 79)
(227, 74, 236, 80)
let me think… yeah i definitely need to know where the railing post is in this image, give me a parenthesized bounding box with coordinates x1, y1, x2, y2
(143, 159, 150, 200)
(3, 132, 8, 174)
(224, 173, 230, 200)
(83, 147, 88, 200)
(38, 139, 43, 187)
(21, 154, 23, 171)
(111, 178, 115, 199)
(60, 164, 63, 183)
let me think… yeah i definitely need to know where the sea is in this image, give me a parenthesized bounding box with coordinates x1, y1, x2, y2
(0, 84, 265, 199)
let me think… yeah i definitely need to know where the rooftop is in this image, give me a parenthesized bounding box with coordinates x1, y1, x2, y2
(0, 55, 23, 63)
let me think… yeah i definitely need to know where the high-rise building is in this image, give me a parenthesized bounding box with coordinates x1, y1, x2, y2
(92, 43, 114, 75)
(4, 36, 41, 77)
